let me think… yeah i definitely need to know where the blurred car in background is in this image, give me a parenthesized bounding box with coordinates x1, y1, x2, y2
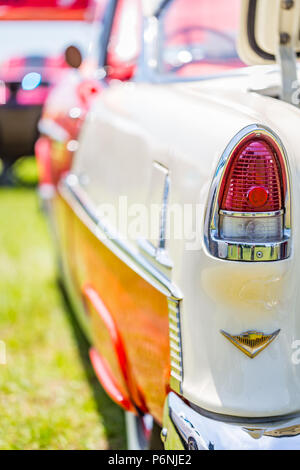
(35, 0, 107, 191)
(0, 0, 90, 20)
(159, 0, 243, 77)
(0, 0, 96, 183)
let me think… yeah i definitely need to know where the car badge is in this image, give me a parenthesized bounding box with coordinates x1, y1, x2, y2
(220, 329, 280, 358)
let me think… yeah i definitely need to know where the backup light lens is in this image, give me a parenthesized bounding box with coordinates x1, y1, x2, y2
(219, 212, 283, 242)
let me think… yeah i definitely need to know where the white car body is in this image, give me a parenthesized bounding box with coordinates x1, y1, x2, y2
(74, 66, 300, 417)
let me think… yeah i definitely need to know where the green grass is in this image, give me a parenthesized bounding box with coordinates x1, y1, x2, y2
(13, 156, 39, 187)
(0, 184, 125, 449)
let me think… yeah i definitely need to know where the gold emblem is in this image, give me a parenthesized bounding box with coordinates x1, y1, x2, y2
(220, 329, 280, 358)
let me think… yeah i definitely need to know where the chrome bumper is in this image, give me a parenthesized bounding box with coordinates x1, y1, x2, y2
(162, 392, 300, 450)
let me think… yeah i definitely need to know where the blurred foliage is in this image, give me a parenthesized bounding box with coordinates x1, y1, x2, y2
(0, 188, 125, 449)
(13, 156, 39, 187)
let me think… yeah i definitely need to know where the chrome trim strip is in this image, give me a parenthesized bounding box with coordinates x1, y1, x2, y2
(168, 298, 183, 394)
(159, 168, 170, 251)
(169, 332, 180, 343)
(138, 162, 173, 270)
(219, 209, 284, 218)
(163, 392, 300, 450)
(169, 323, 180, 334)
(169, 312, 178, 321)
(209, 238, 290, 262)
(204, 124, 292, 262)
(170, 340, 180, 353)
(138, 238, 173, 270)
(168, 303, 178, 313)
(59, 174, 183, 301)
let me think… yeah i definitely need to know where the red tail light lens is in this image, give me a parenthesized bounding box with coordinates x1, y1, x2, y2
(77, 80, 102, 106)
(220, 139, 284, 212)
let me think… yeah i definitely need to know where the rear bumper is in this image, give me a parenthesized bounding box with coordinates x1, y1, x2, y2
(162, 392, 300, 450)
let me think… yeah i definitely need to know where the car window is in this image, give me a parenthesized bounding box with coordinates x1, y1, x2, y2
(158, 0, 245, 78)
(106, 0, 142, 80)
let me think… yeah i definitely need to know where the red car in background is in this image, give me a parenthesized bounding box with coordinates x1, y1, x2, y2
(0, 0, 96, 183)
(0, 0, 89, 20)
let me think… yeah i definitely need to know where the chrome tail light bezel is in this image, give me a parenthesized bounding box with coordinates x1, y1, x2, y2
(204, 124, 291, 262)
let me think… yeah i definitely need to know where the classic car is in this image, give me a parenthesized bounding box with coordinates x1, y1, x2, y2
(37, 0, 300, 450)
(0, 0, 97, 183)
(0, 0, 90, 21)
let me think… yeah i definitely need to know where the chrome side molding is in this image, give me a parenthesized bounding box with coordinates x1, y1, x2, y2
(59, 174, 183, 301)
(59, 174, 184, 395)
(168, 298, 183, 394)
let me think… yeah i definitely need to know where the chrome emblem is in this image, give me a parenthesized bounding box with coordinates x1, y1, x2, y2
(220, 329, 280, 358)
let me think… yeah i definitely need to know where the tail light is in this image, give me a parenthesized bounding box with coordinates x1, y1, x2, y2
(77, 80, 102, 106)
(205, 125, 291, 262)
